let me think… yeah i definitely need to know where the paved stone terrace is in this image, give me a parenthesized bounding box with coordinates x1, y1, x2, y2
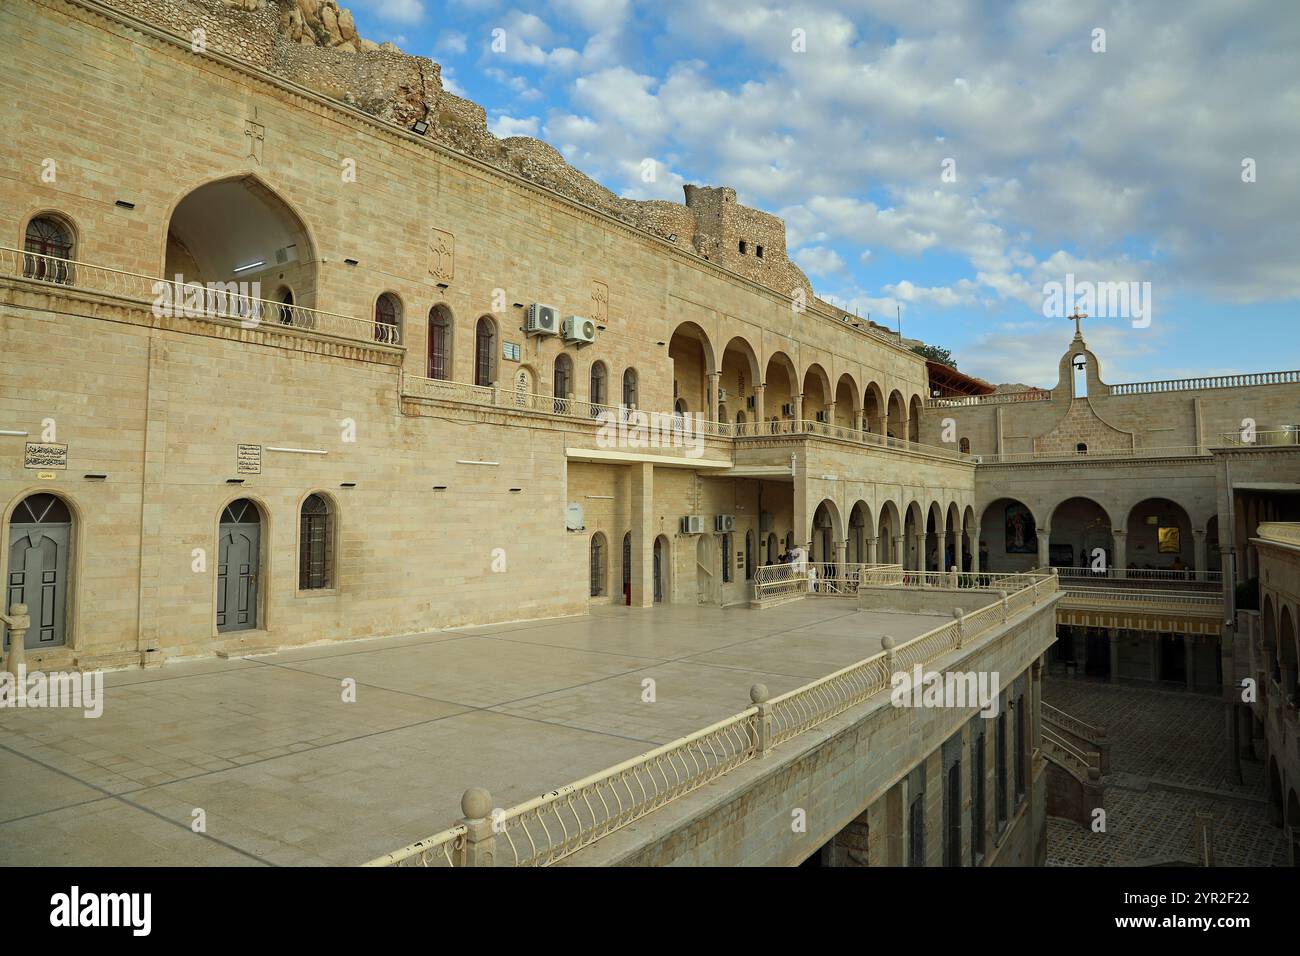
(0, 602, 946, 866)
(1044, 679, 1289, 866)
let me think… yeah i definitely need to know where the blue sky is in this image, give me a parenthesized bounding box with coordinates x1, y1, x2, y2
(346, 0, 1299, 387)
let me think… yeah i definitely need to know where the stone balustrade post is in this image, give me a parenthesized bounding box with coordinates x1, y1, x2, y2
(1000, 589, 1009, 622)
(459, 787, 497, 867)
(750, 683, 773, 756)
(952, 608, 964, 648)
(2, 603, 30, 676)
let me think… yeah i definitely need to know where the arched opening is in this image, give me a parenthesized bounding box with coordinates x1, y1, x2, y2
(848, 502, 871, 564)
(427, 304, 453, 380)
(744, 529, 755, 580)
(474, 317, 497, 387)
(1052, 497, 1114, 571)
(721, 337, 760, 428)
(945, 503, 961, 572)
(374, 292, 402, 345)
(668, 322, 713, 420)
(877, 501, 901, 565)
(5, 492, 74, 649)
(887, 390, 907, 444)
(765, 352, 798, 432)
(218, 498, 263, 633)
(298, 493, 336, 590)
(589, 361, 608, 410)
(1072, 353, 1089, 398)
(959, 437, 971, 455)
(903, 502, 924, 571)
(863, 382, 885, 435)
(925, 503, 944, 571)
(165, 176, 316, 313)
(908, 395, 923, 443)
(589, 532, 607, 597)
(766, 532, 778, 564)
(979, 498, 1039, 573)
(811, 500, 840, 582)
(834, 374, 859, 430)
(802, 365, 831, 425)
(23, 213, 77, 284)
(622, 368, 639, 409)
(553, 354, 574, 414)
(1125, 498, 1193, 574)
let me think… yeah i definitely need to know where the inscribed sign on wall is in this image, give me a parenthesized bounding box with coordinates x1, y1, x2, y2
(24, 442, 67, 470)
(237, 444, 262, 475)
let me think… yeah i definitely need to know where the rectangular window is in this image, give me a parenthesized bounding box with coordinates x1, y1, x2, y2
(721, 533, 732, 583)
(995, 709, 1008, 828)
(943, 759, 961, 867)
(908, 793, 925, 867)
(429, 323, 448, 380)
(1014, 696, 1027, 804)
(971, 725, 986, 864)
(298, 511, 332, 590)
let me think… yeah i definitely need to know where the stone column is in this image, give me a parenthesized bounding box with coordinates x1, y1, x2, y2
(1193, 529, 1207, 581)
(971, 536, 981, 575)
(853, 408, 864, 432)
(1037, 528, 1051, 569)
(835, 539, 847, 577)
(793, 392, 804, 425)
(707, 371, 721, 424)
(1185, 636, 1196, 692)
(753, 383, 765, 430)
(940, 531, 952, 572)
(866, 536, 878, 565)
(629, 462, 655, 607)
(913, 533, 927, 572)
(1108, 629, 1120, 684)
(1112, 530, 1127, 578)
(894, 534, 907, 570)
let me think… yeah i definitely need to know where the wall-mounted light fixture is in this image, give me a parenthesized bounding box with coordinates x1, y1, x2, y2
(344, 258, 359, 267)
(267, 447, 328, 455)
(412, 118, 430, 135)
(115, 200, 136, 210)
(84, 473, 108, 481)
(0, 429, 29, 437)
(432, 485, 448, 491)
(456, 460, 499, 466)
(226, 478, 245, 485)
(667, 233, 678, 241)
(509, 487, 523, 493)
(339, 481, 356, 488)
(436, 282, 449, 290)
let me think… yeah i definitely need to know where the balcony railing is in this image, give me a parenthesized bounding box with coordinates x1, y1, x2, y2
(973, 444, 1208, 464)
(1056, 567, 1222, 588)
(1, 245, 387, 347)
(1110, 370, 1300, 395)
(926, 390, 1053, 409)
(363, 570, 1058, 866)
(732, 418, 971, 461)
(1216, 429, 1300, 448)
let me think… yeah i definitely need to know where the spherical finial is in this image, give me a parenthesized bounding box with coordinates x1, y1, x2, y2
(881, 634, 896, 650)
(952, 607, 964, 618)
(461, 787, 492, 819)
(999, 590, 1008, 600)
(750, 683, 769, 704)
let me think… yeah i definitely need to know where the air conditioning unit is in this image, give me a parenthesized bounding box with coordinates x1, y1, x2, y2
(526, 303, 559, 336)
(815, 410, 829, 423)
(562, 315, 597, 345)
(680, 515, 704, 534)
(715, 514, 737, 532)
(746, 396, 756, 410)
(781, 403, 795, 417)
(972, 454, 984, 464)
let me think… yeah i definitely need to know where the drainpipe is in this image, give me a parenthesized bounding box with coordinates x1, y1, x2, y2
(1224, 456, 1242, 784)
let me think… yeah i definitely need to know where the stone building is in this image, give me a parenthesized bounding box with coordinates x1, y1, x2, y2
(1, 0, 1297, 866)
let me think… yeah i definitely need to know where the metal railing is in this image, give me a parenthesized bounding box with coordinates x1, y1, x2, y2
(1216, 429, 1300, 447)
(1041, 725, 1100, 778)
(1110, 370, 1300, 395)
(1, 245, 386, 346)
(1056, 567, 1222, 584)
(973, 444, 1207, 464)
(364, 571, 1058, 867)
(732, 418, 971, 461)
(1058, 586, 1222, 607)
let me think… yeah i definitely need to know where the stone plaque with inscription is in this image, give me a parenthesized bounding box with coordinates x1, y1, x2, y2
(24, 442, 67, 470)
(237, 444, 262, 475)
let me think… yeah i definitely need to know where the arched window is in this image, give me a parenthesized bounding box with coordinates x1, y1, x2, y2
(622, 368, 638, 408)
(1072, 354, 1088, 398)
(590, 533, 607, 597)
(674, 398, 687, 415)
(23, 215, 75, 284)
(553, 354, 573, 414)
(298, 494, 335, 590)
(1076, 442, 1088, 455)
(959, 437, 971, 454)
(721, 533, 733, 583)
(589, 361, 608, 409)
(374, 293, 401, 345)
(474, 317, 497, 387)
(767, 533, 777, 564)
(428, 305, 452, 380)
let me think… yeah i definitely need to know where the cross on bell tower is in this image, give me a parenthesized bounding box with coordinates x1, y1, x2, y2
(1068, 310, 1087, 339)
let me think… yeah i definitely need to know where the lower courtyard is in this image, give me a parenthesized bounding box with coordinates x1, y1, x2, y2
(1044, 679, 1290, 866)
(0, 602, 946, 866)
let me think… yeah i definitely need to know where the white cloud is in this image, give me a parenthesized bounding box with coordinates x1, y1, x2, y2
(489, 113, 540, 137)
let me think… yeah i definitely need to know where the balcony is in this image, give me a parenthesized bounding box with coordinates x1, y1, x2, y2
(1, 245, 391, 349)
